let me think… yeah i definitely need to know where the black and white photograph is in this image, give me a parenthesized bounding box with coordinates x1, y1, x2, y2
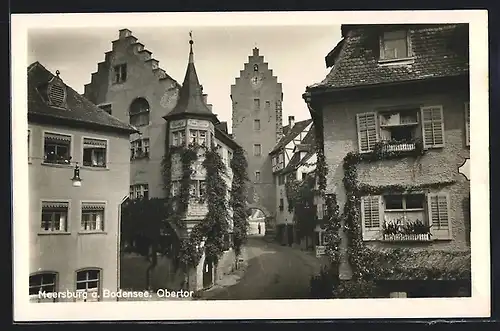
(12, 10, 490, 321)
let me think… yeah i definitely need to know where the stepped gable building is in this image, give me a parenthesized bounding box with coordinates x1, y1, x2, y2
(231, 47, 283, 225)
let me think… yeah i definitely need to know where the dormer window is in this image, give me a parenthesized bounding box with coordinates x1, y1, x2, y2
(380, 30, 412, 61)
(46, 71, 67, 108)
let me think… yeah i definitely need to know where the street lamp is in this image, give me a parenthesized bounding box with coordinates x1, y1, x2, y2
(71, 162, 82, 187)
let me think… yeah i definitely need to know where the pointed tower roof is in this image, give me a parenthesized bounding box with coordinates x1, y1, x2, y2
(164, 33, 218, 122)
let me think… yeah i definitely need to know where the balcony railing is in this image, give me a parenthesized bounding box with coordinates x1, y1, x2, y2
(382, 233, 431, 242)
(382, 142, 416, 153)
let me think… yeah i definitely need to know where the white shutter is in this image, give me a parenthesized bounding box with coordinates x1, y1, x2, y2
(427, 193, 452, 240)
(421, 105, 445, 148)
(465, 102, 470, 146)
(361, 195, 382, 240)
(356, 112, 378, 153)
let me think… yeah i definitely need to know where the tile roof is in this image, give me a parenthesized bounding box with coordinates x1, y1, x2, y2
(308, 24, 469, 90)
(28, 62, 137, 133)
(270, 118, 313, 154)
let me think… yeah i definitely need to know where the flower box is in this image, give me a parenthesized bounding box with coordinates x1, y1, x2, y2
(382, 233, 431, 242)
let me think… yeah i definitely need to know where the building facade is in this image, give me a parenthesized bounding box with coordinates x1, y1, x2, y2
(231, 47, 283, 224)
(28, 62, 136, 302)
(163, 38, 241, 291)
(83, 28, 183, 200)
(304, 24, 471, 297)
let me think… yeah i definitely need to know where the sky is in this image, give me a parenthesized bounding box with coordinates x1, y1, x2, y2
(28, 25, 341, 132)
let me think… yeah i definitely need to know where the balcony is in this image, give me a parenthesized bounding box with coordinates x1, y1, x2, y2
(382, 233, 431, 242)
(382, 142, 416, 153)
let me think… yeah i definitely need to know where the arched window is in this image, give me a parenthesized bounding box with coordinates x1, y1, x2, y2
(129, 98, 150, 127)
(253, 64, 259, 71)
(29, 272, 58, 302)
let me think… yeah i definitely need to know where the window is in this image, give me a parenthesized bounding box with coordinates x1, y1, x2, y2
(278, 153, 284, 168)
(253, 144, 262, 156)
(43, 132, 71, 164)
(279, 198, 284, 212)
(265, 101, 271, 110)
(76, 269, 101, 302)
(228, 151, 233, 163)
(172, 130, 186, 147)
(254, 119, 261, 131)
(41, 201, 68, 232)
(83, 138, 107, 167)
(130, 184, 149, 200)
(361, 193, 451, 241)
(173, 180, 206, 201)
(255, 171, 261, 182)
(356, 105, 444, 153)
(278, 175, 285, 185)
(301, 172, 307, 180)
(465, 102, 470, 146)
(317, 204, 324, 220)
(380, 30, 410, 61)
(98, 104, 112, 115)
(254, 99, 260, 111)
(129, 98, 150, 127)
(131, 138, 150, 160)
(81, 202, 105, 232)
(113, 64, 127, 84)
(189, 130, 207, 145)
(171, 181, 181, 196)
(253, 64, 259, 71)
(30, 272, 57, 302)
(421, 106, 445, 148)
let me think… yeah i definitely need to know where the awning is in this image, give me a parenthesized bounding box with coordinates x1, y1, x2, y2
(42, 201, 69, 209)
(81, 203, 105, 210)
(44, 133, 71, 143)
(83, 138, 107, 148)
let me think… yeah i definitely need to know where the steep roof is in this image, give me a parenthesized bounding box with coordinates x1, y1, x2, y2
(270, 118, 313, 154)
(164, 39, 217, 122)
(307, 24, 469, 91)
(281, 129, 316, 174)
(28, 61, 137, 134)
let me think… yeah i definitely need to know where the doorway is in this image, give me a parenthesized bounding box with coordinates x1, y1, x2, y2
(202, 258, 213, 288)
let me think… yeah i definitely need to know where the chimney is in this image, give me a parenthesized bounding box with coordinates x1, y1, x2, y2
(202, 94, 208, 105)
(119, 28, 132, 39)
(288, 116, 295, 128)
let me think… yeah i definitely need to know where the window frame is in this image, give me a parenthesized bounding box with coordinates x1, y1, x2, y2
(80, 201, 106, 233)
(130, 138, 150, 160)
(81, 136, 109, 169)
(253, 143, 262, 156)
(255, 171, 261, 182)
(42, 131, 73, 166)
(113, 64, 127, 84)
(379, 29, 413, 62)
(129, 97, 150, 127)
(254, 98, 260, 111)
(254, 119, 261, 131)
(130, 184, 149, 200)
(188, 129, 207, 146)
(29, 271, 58, 302)
(39, 199, 71, 234)
(75, 268, 102, 302)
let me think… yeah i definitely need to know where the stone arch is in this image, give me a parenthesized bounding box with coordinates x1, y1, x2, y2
(246, 202, 274, 237)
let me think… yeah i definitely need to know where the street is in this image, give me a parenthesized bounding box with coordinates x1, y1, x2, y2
(198, 236, 327, 300)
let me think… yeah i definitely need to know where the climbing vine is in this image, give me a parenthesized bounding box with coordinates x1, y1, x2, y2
(230, 147, 249, 256)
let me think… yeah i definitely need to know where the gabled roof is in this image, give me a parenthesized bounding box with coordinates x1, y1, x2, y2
(163, 39, 217, 122)
(28, 62, 137, 134)
(307, 24, 469, 91)
(216, 122, 228, 134)
(270, 118, 313, 154)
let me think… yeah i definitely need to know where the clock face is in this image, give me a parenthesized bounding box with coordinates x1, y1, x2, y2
(250, 75, 263, 89)
(160, 89, 179, 109)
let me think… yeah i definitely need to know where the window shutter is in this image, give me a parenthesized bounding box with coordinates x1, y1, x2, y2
(465, 102, 470, 146)
(427, 193, 452, 240)
(361, 195, 382, 240)
(356, 112, 378, 153)
(421, 106, 445, 148)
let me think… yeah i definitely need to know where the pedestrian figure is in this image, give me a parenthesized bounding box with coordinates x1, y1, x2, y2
(258, 223, 261, 235)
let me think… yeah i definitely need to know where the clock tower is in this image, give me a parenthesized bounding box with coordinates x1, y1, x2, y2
(231, 47, 283, 220)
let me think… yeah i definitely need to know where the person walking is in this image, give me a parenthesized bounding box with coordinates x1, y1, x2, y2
(258, 223, 261, 235)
